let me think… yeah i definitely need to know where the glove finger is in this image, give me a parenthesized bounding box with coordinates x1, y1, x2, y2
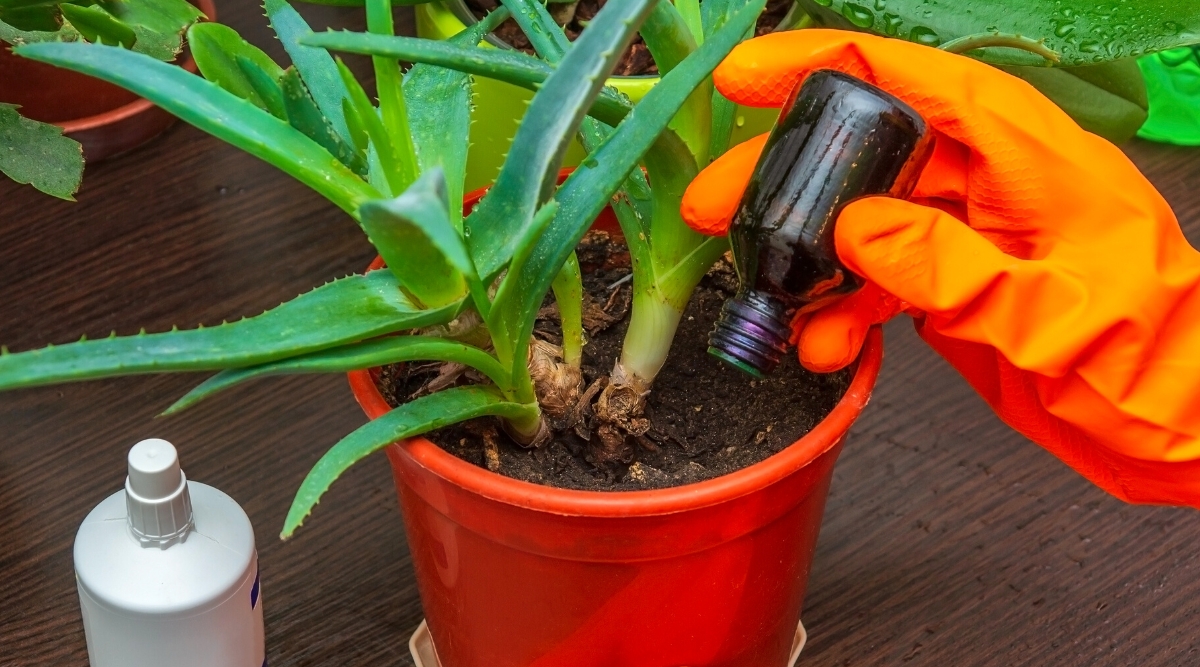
(680, 133, 769, 236)
(794, 283, 902, 373)
(836, 197, 1109, 377)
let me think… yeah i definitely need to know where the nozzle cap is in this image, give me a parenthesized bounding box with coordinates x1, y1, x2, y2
(126, 439, 193, 548)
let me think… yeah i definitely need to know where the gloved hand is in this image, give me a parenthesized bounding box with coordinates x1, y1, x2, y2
(682, 30, 1200, 507)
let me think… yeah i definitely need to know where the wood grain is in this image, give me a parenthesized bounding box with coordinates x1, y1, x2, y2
(2, 3, 1200, 665)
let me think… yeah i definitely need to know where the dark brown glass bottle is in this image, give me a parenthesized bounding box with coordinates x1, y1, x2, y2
(709, 70, 932, 378)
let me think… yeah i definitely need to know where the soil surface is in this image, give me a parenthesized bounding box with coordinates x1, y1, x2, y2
(464, 0, 797, 76)
(375, 231, 853, 491)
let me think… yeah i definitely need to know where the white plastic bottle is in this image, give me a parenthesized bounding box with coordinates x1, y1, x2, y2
(74, 438, 266, 667)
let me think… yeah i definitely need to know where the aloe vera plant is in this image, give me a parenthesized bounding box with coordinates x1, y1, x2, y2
(2, 0, 769, 538)
(3, 0, 1197, 540)
(0, 0, 206, 198)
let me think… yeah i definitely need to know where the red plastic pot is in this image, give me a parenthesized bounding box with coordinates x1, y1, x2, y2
(348, 182, 883, 667)
(0, 0, 216, 162)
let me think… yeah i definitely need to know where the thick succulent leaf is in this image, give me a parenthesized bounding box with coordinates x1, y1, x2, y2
(164, 335, 506, 415)
(189, 23, 286, 114)
(676, 0, 704, 43)
(16, 41, 379, 215)
(98, 0, 204, 59)
(359, 169, 472, 308)
(402, 8, 509, 229)
(0, 103, 82, 199)
(0, 270, 461, 391)
(60, 3, 135, 48)
(237, 55, 288, 120)
(280, 67, 368, 176)
(465, 0, 658, 280)
(498, 0, 568, 62)
(282, 385, 538, 538)
(305, 31, 634, 128)
(264, 0, 354, 145)
(502, 0, 766, 359)
(641, 0, 709, 164)
(365, 0, 419, 192)
(1003, 58, 1149, 143)
(798, 0, 1200, 67)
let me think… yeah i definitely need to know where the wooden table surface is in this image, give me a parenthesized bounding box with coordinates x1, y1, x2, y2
(4, 4, 1200, 666)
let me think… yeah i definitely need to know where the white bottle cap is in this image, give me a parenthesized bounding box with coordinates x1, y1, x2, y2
(125, 439, 193, 548)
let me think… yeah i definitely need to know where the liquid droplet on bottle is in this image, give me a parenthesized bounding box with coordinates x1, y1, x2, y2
(1080, 39, 1101, 53)
(883, 13, 903, 35)
(874, 0, 886, 11)
(736, 116, 746, 127)
(910, 26, 940, 47)
(842, 3, 875, 28)
(1163, 21, 1182, 36)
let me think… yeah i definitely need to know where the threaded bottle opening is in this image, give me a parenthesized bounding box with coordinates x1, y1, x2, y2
(708, 291, 793, 378)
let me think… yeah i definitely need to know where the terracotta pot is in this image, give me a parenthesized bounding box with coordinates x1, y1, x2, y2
(348, 181, 883, 667)
(0, 0, 217, 162)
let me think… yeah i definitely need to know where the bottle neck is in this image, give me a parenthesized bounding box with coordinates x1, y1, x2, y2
(708, 290, 793, 378)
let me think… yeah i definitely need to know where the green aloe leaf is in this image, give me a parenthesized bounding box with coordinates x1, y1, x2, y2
(641, 0, 709, 165)
(237, 55, 288, 120)
(0, 103, 82, 199)
(358, 169, 474, 309)
(1002, 59, 1149, 143)
(15, 41, 380, 215)
(280, 67, 368, 176)
(59, 3, 135, 48)
(402, 7, 510, 229)
(282, 385, 538, 538)
(498, 0, 568, 62)
(365, 0, 419, 192)
(502, 0, 766, 362)
(335, 59, 406, 195)
(189, 22, 286, 114)
(305, 31, 634, 128)
(465, 0, 659, 281)
(797, 0, 1200, 67)
(264, 0, 354, 145)
(164, 335, 506, 415)
(0, 270, 461, 391)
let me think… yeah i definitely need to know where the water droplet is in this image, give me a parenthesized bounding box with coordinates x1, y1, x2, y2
(910, 26, 940, 46)
(842, 3, 875, 27)
(1061, 7, 1077, 20)
(1079, 39, 1101, 53)
(874, 0, 886, 10)
(1164, 20, 1182, 36)
(883, 13, 903, 36)
(1054, 22, 1076, 38)
(736, 116, 746, 127)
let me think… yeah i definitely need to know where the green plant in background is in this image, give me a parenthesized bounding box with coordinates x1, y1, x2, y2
(0, 0, 206, 198)
(1138, 45, 1200, 145)
(793, 0, 1200, 143)
(1, 0, 1197, 541)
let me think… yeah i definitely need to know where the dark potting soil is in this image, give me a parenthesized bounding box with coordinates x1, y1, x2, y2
(463, 0, 796, 76)
(374, 231, 853, 492)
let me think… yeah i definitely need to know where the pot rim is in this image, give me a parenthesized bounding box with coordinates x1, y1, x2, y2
(53, 0, 215, 133)
(348, 176, 883, 518)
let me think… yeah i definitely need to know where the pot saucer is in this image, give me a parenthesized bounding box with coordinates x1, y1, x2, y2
(408, 619, 808, 667)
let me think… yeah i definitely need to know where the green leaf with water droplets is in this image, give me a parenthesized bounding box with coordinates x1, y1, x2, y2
(798, 0, 1200, 67)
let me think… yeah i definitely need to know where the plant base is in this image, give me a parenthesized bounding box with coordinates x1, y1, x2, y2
(408, 619, 808, 667)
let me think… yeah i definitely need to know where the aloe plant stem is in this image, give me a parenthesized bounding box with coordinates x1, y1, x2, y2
(552, 252, 585, 368)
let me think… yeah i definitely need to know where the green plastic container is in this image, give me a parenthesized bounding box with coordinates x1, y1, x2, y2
(1138, 46, 1200, 146)
(415, 0, 781, 192)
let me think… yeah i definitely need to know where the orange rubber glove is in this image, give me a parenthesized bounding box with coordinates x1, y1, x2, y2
(682, 30, 1200, 507)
